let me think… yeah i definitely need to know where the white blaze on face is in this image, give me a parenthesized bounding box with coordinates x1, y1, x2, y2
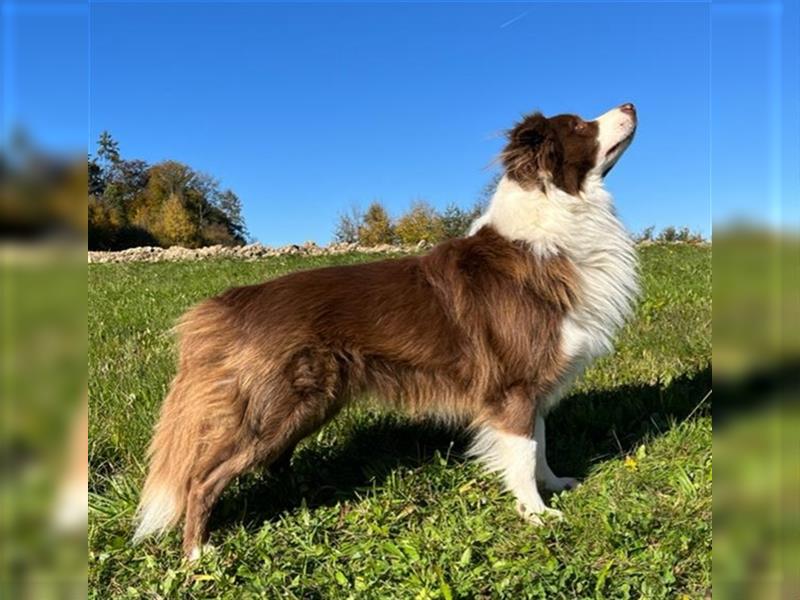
(593, 105, 637, 175)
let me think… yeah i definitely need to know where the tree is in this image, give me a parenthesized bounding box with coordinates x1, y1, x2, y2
(88, 156, 104, 197)
(334, 205, 363, 244)
(202, 222, 239, 246)
(394, 200, 445, 245)
(191, 172, 220, 231)
(156, 193, 198, 247)
(218, 190, 247, 241)
(88, 195, 122, 249)
(96, 131, 120, 169)
(148, 160, 194, 199)
(359, 201, 395, 246)
(439, 203, 473, 240)
(103, 158, 149, 215)
(130, 201, 157, 233)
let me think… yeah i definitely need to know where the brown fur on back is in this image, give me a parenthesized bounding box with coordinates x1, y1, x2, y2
(213, 224, 576, 429)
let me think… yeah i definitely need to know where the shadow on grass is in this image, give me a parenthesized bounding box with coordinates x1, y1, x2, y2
(210, 366, 711, 535)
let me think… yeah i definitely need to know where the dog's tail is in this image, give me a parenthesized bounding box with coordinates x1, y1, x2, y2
(132, 372, 196, 543)
(133, 301, 240, 543)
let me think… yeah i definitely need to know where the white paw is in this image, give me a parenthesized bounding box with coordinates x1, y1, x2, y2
(186, 543, 215, 563)
(542, 476, 579, 492)
(515, 501, 564, 525)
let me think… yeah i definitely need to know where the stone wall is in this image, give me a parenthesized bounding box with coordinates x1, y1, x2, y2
(88, 241, 429, 264)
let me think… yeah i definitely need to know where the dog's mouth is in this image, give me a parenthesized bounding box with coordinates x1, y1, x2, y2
(604, 130, 635, 159)
(605, 140, 624, 157)
(601, 130, 635, 177)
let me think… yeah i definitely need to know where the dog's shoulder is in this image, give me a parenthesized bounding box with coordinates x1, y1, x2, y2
(423, 225, 526, 278)
(422, 226, 576, 311)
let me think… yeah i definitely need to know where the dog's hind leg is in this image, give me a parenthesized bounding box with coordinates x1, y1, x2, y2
(469, 386, 563, 525)
(182, 370, 345, 558)
(182, 427, 307, 559)
(183, 442, 257, 560)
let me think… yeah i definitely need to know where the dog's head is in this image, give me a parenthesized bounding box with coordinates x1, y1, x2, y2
(501, 104, 637, 195)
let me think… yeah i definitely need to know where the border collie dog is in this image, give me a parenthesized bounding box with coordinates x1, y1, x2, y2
(134, 103, 639, 559)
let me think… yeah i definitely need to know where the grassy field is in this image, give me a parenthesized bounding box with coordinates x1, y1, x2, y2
(89, 244, 711, 599)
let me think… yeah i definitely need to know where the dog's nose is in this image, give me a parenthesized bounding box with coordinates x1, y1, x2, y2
(620, 103, 636, 116)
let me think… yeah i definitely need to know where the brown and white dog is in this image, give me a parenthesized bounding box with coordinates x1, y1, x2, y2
(133, 103, 639, 559)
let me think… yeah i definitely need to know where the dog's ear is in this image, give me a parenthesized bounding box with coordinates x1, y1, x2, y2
(502, 113, 562, 186)
(509, 112, 550, 147)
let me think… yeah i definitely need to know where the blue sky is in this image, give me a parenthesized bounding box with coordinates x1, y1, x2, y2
(3, 1, 797, 243)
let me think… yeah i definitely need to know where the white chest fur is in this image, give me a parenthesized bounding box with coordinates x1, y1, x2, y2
(472, 176, 639, 410)
(558, 177, 639, 363)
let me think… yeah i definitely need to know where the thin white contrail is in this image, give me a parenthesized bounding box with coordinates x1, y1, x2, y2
(499, 11, 529, 29)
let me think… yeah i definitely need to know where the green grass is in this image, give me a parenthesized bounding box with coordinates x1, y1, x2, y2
(89, 245, 711, 599)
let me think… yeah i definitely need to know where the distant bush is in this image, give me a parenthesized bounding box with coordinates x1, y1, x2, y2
(636, 225, 656, 242)
(636, 225, 705, 244)
(395, 201, 445, 245)
(668, 226, 705, 243)
(659, 225, 679, 242)
(334, 199, 487, 247)
(333, 205, 364, 244)
(358, 202, 396, 246)
(333, 174, 496, 247)
(440, 201, 487, 239)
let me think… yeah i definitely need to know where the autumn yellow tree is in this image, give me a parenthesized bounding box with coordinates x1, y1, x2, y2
(358, 201, 395, 246)
(155, 193, 198, 246)
(394, 200, 445, 245)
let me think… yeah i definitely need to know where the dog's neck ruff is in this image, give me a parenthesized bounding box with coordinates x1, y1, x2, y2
(472, 175, 639, 367)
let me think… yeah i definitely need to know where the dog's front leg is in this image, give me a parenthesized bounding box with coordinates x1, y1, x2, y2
(469, 390, 563, 525)
(534, 415, 579, 492)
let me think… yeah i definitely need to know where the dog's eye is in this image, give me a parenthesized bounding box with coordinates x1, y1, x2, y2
(574, 120, 586, 132)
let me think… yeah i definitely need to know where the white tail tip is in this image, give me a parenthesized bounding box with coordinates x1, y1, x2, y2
(132, 486, 179, 544)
